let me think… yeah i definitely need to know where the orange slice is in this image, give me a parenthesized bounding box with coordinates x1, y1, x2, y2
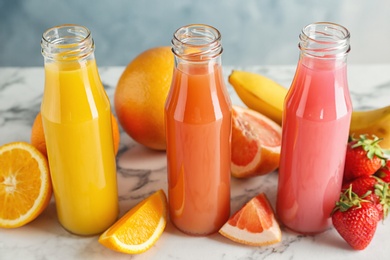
(99, 189, 167, 254)
(231, 105, 282, 178)
(0, 142, 52, 228)
(219, 193, 282, 246)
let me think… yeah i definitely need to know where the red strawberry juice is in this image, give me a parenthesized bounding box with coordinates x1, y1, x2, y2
(277, 55, 352, 234)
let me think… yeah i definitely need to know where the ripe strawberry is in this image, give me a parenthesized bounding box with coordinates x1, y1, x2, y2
(332, 187, 380, 250)
(342, 176, 390, 220)
(343, 135, 386, 182)
(375, 160, 390, 183)
(342, 176, 378, 198)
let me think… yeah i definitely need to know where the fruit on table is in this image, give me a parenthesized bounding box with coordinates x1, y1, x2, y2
(228, 70, 390, 149)
(332, 136, 390, 250)
(231, 105, 282, 178)
(31, 112, 121, 157)
(375, 160, 390, 183)
(229, 70, 286, 125)
(0, 142, 52, 228)
(114, 46, 174, 150)
(350, 106, 390, 150)
(343, 176, 380, 202)
(343, 135, 386, 182)
(342, 176, 389, 220)
(219, 193, 281, 246)
(331, 186, 381, 250)
(99, 189, 167, 254)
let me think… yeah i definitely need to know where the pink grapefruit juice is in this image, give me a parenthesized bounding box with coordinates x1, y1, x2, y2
(165, 63, 231, 235)
(276, 59, 352, 234)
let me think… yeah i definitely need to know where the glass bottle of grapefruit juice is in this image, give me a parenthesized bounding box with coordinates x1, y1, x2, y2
(165, 24, 232, 235)
(40, 24, 118, 236)
(276, 22, 352, 234)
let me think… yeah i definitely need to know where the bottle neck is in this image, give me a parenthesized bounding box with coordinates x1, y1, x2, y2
(41, 24, 95, 64)
(171, 24, 223, 71)
(298, 22, 350, 69)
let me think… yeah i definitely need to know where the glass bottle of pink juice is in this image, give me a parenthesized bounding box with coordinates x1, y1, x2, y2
(276, 22, 352, 234)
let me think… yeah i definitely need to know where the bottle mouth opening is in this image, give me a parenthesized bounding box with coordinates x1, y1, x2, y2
(172, 24, 223, 61)
(41, 24, 94, 61)
(299, 22, 350, 58)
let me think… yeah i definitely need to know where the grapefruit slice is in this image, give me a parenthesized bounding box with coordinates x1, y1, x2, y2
(231, 105, 282, 178)
(219, 193, 281, 246)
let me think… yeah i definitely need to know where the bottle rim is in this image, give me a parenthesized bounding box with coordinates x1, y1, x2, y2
(41, 24, 94, 61)
(172, 24, 223, 61)
(299, 22, 350, 58)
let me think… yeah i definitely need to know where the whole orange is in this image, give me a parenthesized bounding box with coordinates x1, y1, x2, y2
(114, 46, 174, 150)
(31, 112, 121, 157)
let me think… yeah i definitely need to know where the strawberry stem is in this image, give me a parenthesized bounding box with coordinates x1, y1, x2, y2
(351, 134, 387, 166)
(332, 185, 369, 215)
(374, 180, 390, 219)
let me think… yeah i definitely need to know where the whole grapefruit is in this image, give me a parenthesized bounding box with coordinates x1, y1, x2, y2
(114, 46, 174, 150)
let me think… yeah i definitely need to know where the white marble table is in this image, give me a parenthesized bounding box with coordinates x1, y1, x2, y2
(1, 65, 390, 260)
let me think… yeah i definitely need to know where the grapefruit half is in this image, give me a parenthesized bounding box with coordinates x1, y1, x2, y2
(231, 105, 282, 178)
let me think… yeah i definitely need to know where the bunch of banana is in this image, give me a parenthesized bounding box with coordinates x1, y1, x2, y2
(229, 70, 390, 149)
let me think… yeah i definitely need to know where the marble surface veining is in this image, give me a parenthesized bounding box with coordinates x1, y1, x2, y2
(0, 65, 390, 260)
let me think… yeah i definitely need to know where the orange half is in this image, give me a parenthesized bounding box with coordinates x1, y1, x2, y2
(0, 142, 52, 228)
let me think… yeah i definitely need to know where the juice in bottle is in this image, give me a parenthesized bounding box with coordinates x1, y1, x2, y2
(40, 25, 118, 235)
(276, 22, 352, 234)
(165, 24, 232, 235)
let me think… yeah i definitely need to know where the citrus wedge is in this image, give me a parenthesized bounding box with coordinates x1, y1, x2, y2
(231, 105, 282, 178)
(219, 193, 282, 246)
(0, 142, 52, 228)
(99, 189, 167, 254)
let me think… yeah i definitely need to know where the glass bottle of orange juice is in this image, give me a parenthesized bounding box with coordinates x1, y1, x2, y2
(165, 24, 232, 235)
(276, 22, 352, 234)
(40, 24, 118, 236)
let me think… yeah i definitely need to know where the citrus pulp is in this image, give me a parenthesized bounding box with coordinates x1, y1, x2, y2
(0, 142, 52, 228)
(99, 189, 167, 254)
(219, 193, 281, 246)
(231, 105, 282, 178)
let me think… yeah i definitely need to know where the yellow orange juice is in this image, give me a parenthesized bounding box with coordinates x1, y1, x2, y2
(41, 60, 118, 235)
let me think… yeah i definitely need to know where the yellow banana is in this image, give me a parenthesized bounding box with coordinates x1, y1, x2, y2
(228, 70, 390, 149)
(228, 70, 287, 125)
(349, 106, 390, 149)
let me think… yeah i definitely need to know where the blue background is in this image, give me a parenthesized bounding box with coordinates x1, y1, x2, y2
(1, 0, 389, 67)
